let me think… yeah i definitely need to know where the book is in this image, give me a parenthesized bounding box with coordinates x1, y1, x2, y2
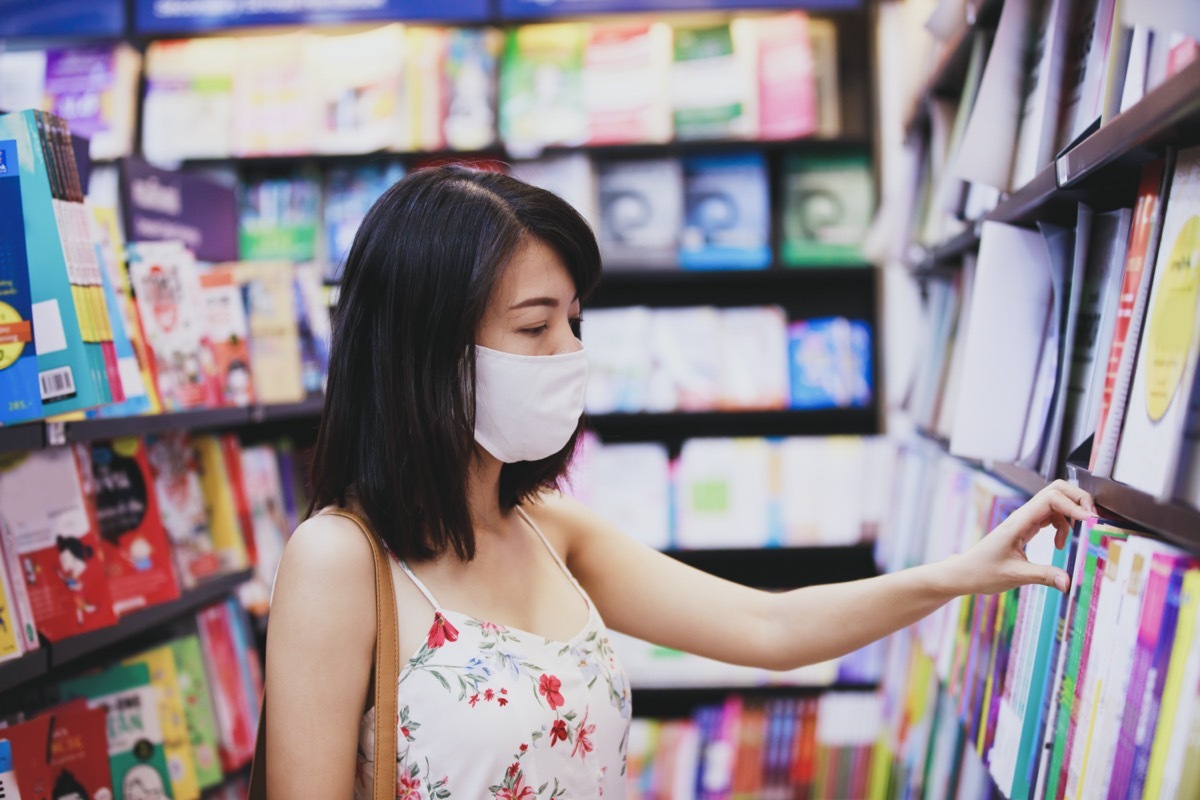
(781, 153, 875, 267)
(674, 438, 773, 549)
(236, 261, 305, 405)
(596, 157, 683, 269)
(231, 33, 314, 157)
(6, 701, 113, 800)
(236, 444, 290, 617)
(199, 265, 255, 408)
(0, 518, 38, 656)
(197, 599, 260, 772)
(306, 25, 406, 155)
(122, 644, 202, 800)
(144, 432, 222, 588)
(1056, 0, 1119, 152)
(671, 23, 755, 141)
(405, 26, 445, 152)
(568, 435, 671, 551)
(679, 153, 771, 270)
(443, 27, 501, 152)
(60, 661, 174, 799)
(720, 306, 790, 410)
(787, 317, 873, 410)
(0, 110, 107, 414)
(294, 262, 331, 394)
(87, 436, 180, 616)
(237, 171, 320, 262)
(169, 634, 225, 789)
(0, 447, 118, 641)
(0, 531, 24, 662)
(1113, 146, 1200, 496)
(582, 21, 671, 146)
(499, 23, 587, 157)
(580, 306, 655, 414)
(43, 45, 141, 161)
(752, 12, 818, 141)
(322, 161, 406, 282)
(142, 37, 236, 163)
(0, 136, 43, 425)
(648, 306, 723, 411)
(126, 240, 214, 411)
(1090, 157, 1170, 476)
(509, 154, 598, 231)
(1012, 0, 1074, 189)
(193, 434, 250, 572)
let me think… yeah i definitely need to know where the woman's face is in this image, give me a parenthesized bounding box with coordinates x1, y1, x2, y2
(477, 238, 582, 357)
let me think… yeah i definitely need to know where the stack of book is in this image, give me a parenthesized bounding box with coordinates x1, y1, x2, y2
(0, 434, 305, 657)
(568, 434, 893, 551)
(626, 691, 882, 799)
(2, 602, 262, 800)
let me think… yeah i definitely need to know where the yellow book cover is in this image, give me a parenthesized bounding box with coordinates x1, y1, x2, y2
(1142, 568, 1200, 798)
(235, 262, 305, 405)
(193, 435, 249, 570)
(123, 644, 202, 800)
(0, 558, 25, 662)
(406, 26, 447, 151)
(976, 590, 1007, 755)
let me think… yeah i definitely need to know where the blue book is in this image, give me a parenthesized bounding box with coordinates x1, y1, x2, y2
(679, 153, 771, 270)
(788, 317, 873, 409)
(0, 111, 105, 414)
(0, 138, 43, 424)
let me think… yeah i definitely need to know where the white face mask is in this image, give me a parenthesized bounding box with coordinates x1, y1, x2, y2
(473, 344, 589, 463)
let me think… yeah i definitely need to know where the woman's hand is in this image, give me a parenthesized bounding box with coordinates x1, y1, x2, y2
(945, 479, 1097, 597)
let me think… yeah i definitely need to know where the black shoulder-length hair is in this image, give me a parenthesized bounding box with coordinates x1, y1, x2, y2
(309, 165, 601, 562)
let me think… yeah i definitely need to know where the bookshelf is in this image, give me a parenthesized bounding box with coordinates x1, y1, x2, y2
(632, 681, 878, 720)
(668, 543, 877, 590)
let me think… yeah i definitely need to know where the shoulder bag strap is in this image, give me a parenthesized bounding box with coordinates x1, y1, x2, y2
(247, 508, 399, 800)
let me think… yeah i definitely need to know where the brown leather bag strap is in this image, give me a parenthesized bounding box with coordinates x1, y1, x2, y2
(247, 508, 399, 800)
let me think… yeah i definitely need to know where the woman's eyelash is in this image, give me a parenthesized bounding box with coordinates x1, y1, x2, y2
(522, 324, 549, 335)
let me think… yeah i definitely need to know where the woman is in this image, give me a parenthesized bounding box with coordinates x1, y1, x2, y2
(265, 166, 1094, 798)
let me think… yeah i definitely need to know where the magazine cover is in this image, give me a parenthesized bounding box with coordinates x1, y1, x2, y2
(169, 634, 226, 788)
(199, 265, 255, 408)
(145, 432, 222, 589)
(0, 137, 43, 425)
(6, 700, 113, 800)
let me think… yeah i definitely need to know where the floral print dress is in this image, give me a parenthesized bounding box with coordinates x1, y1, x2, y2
(355, 507, 632, 800)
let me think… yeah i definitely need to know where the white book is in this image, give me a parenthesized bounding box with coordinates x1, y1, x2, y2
(647, 307, 723, 412)
(569, 437, 671, 551)
(1113, 146, 1200, 496)
(779, 437, 825, 546)
(718, 306, 790, 410)
(950, 221, 1054, 461)
(935, 254, 977, 438)
(582, 307, 655, 414)
(1057, 0, 1119, 152)
(1119, 26, 1152, 112)
(509, 154, 598, 232)
(1011, 0, 1073, 191)
(674, 438, 772, 549)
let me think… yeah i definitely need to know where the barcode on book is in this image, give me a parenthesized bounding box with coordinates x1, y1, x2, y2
(39, 366, 76, 401)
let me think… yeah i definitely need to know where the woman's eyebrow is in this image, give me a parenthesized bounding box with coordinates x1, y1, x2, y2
(509, 293, 578, 311)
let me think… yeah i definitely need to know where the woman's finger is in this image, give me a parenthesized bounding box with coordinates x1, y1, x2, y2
(1041, 480, 1096, 514)
(1046, 488, 1093, 522)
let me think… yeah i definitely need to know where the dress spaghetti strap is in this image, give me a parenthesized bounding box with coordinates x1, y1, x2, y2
(514, 506, 591, 607)
(395, 560, 442, 611)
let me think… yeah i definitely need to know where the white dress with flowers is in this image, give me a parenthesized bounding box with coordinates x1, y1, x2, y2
(354, 507, 632, 800)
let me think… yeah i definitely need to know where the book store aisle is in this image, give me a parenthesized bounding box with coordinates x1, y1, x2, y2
(0, 0, 1196, 797)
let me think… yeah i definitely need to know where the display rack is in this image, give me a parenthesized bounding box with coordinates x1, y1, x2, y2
(631, 681, 879, 719)
(668, 543, 877, 590)
(0, 569, 252, 694)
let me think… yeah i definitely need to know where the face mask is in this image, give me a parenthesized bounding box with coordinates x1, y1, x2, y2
(473, 344, 589, 463)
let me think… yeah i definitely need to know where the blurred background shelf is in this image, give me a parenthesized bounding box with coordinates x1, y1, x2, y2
(589, 408, 879, 449)
(665, 544, 878, 589)
(630, 681, 879, 719)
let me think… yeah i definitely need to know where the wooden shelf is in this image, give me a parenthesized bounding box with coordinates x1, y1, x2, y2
(631, 681, 878, 719)
(1069, 463, 1200, 553)
(0, 568, 252, 694)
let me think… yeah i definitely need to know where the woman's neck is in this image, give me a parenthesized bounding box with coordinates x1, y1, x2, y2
(467, 448, 507, 534)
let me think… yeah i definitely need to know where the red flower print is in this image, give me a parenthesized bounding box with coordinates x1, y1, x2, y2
(549, 719, 569, 747)
(484, 688, 495, 701)
(519, 743, 528, 753)
(397, 772, 421, 800)
(498, 697, 509, 707)
(400, 726, 411, 739)
(507, 762, 519, 779)
(538, 674, 564, 709)
(501, 688, 508, 695)
(426, 613, 459, 649)
(481, 621, 505, 633)
(495, 775, 534, 800)
(469, 693, 480, 707)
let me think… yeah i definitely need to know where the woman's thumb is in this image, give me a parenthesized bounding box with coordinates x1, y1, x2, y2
(1025, 564, 1069, 593)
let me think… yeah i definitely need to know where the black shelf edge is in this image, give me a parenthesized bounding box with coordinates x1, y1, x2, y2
(630, 681, 879, 719)
(1069, 463, 1200, 552)
(588, 408, 880, 442)
(666, 543, 878, 589)
(249, 392, 326, 424)
(0, 647, 49, 694)
(591, 265, 875, 306)
(49, 568, 253, 669)
(986, 162, 1060, 226)
(65, 405, 253, 443)
(985, 460, 1049, 497)
(180, 135, 871, 170)
(908, 221, 982, 274)
(0, 421, 45, 455)
(1058, 58, 1200, 188)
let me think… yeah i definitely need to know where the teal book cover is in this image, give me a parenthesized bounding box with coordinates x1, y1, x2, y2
(0, 137, 43, 424)
(782, 152, 875, 266)
(0, 110, 104, 414)
(61, 661, 176, 800)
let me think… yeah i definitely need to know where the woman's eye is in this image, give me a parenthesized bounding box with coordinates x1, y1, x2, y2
(522, 325, 549, 336)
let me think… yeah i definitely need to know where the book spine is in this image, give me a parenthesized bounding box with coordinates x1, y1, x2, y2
(0, 523, 38, 652)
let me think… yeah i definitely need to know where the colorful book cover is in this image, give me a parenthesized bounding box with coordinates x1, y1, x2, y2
(142, 37, 236, 162)
(0, 136, 43, 425)
(231, 33, 314, 156)
(499, 23, 587, 156)
(0, 518, 39, 653)
(306, 25, 406, 155)
(218, 434, 255, 565)
(236, 261, 305, 405)
(679, 153, 771, 270)
(787, 317, 873, 409)
(60, 662, 174, 800)
(405, 26, 445, 152)
(236, 445, 289, 617)
(0, 534, 24, 661)
(0, 448, 117, 641)
(671, 23, 754, 141)
(144, 432, 222, 589)
(443, 27, 501, 152)
(198, 265, 255, 408)
(596, 158, 683, 269)
(322, 161, 405, 282)
(754, 12, 818, 140)
(169, 634, 225, 789)
(44, 45, 140, 161)
(6, 700, 113, 800)
(781, 153, 875, 266)
(88, 437, 180, 616)
(237, 171, 319, 262)
(294, 262, 330, 394)
(582, 21, 671, 146)
(192, 434, 250, 572)
(197, 601, 257, 772)
(126, 240, 214, 411)
(0, 110, 105, 414)
(123, 644, 202, 800)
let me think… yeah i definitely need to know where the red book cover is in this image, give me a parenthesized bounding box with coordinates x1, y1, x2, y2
(0, 449, 118, 641)
(87, 437, 181, 616)
(197, 602, 256, 771)
(790, 697, 818, 799)
(199, 266, 255, 408)
(218, 434, 256, 566)
(755, 12, 818, 140)
(144, 432, 222, 588)
(7, 700, 113, 800)
(1090, 160, 1165, 471)
(100, 339, 125, 404)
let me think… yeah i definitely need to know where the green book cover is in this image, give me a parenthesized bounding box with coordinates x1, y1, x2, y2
(60, 661, 175, 800)
(781, 153, 875, 266)
(169, 634, 225, 788)
(499, 23, 586, 153)
(671, 24, 746, 140)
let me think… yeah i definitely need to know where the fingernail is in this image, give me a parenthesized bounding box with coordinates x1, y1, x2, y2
(1055, 574, 1069, 592)
(1086, 515, 1099, 525)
